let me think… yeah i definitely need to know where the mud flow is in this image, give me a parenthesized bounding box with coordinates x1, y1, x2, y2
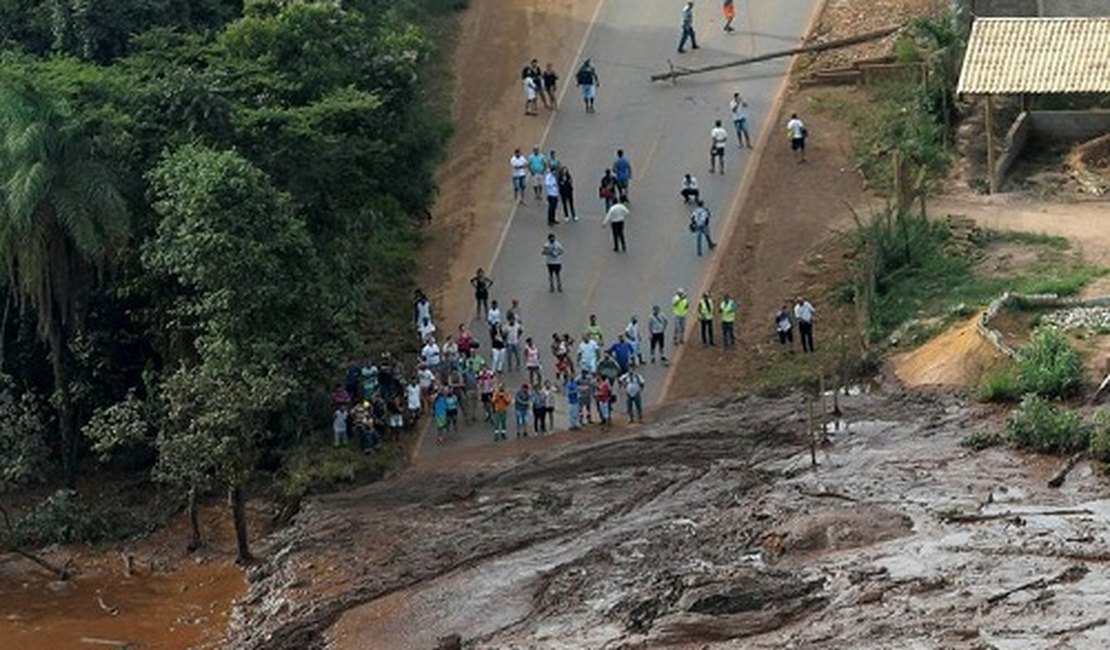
(225, 390, 1110, 649)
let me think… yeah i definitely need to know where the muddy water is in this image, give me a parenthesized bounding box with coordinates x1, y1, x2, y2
(0, 559, 244, 649)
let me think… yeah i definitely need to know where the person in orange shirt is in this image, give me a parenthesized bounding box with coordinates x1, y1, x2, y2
(490, 383, 512, 441)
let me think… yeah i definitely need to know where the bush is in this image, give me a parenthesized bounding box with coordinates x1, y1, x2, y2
(1016, 328, 1083, 399)
(1089, 411, 1110, 462)
(978, 368, 1022, 402)
(961, 430, 1005, 450)
(1006, 394, 1089, 453)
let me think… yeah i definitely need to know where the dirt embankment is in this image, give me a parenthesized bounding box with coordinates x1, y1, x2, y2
(226, 389, 1110, 649)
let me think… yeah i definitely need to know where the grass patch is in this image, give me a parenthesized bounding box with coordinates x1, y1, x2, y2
(1006, 394, 1089, 454)
(278, 442, 404, 499)
(979, 328, 1083, 402)
(988, 230, 1070, 250)
(961, 430, 1005, 450)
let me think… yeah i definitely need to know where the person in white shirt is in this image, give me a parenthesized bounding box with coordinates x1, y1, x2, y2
(486, 299, 503, 334)
(730, 93, 752, 148)
(509, 149, 528, 204)
(417, 316, 436, 342)
(690, 199, 716, 256)
(620, 369, 646, 423)
(786, 113, 807, 162)
(421, 337, 442, 371)
(542, 233, 565, 293)
(710, 119, 729, 174)
(405, 379, 422, 420)
(793, 296, 815, 352)
(544, 170, 561, 226)
(775, 303, 794, 350)
(624, 316, 645, 366)
(577, 335, 600, 374)
(523, 74, 538, 115)
(680, 173, 700, 203)
(602, 198, 629, 253)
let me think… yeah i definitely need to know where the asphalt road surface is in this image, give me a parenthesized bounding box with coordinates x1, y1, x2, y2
(418, 0, 819, 457)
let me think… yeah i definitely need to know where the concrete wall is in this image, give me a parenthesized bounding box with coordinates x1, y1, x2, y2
(993, 110, 1110, 188)
(967, 0, 1110, 16)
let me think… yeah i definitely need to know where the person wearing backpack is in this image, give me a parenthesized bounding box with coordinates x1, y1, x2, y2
(620, 369, 646, 423)
(575, 59, 599, 113)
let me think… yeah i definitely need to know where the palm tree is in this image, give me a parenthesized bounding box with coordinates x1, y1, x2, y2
(0, 83, 130, 487)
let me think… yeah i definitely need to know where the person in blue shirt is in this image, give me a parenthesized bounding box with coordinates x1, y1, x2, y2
(607, 334, 635, 374)
(564, 375, 580, 430)
(612, 149, 632, 201)
(514, 383, 532, 438)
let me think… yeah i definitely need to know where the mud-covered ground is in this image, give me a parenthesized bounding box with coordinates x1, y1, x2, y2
(226, 390, 1110, 649)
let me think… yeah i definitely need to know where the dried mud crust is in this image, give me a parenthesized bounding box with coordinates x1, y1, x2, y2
(227, 390, 1110, 650)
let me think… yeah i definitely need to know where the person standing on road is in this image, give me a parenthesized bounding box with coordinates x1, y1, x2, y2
(514, 383, 531, 438)
(557, 166, 577, 221)
(680, 173, 700, 203)
(720, 293, 738, 348)
(612, 149, 632, 201)
(620, 368, 646, 423)
(625, 315, 645, 366)
(579, 370, 595, 424)
(478, 367, 495, 421)
(486, 299, 503, 335)
(602, 198, 629, 253)
(730, 93, 753, 148)
(690, 199, 717, 256)
(530, 383, 546, 434)
(786, 113, 807, 163)
(578, 333, 600, 375)
(672, 288, 689, 346)
(575, 59, 599, 113)
(523, 63, 540, 115)
(710, 119, 729, 174)
(471, 268, 493, 320)
(544, 168, 561, 226)
(599, 168, 617, 212)
(648, 305, 668, 364)
(489, 324, 507, 373)
(595, 374, 613, 428)
(542, 63, 559, 109)
(544, 379, 558, 430)
(510, 148, 528, 204)
(542, 232, 564, 293)
(698, 291, 715, 346)
(525, 337, 542, 386)
(528, 146, 548, 201)
(722, 0, 736, 32)
(586, 313, 605, 346)
(794, 296, 816, 352)
(564, 374, 581, 430)
(505, 315, 524, 371)
(776, 303, 794, 350)
(677, 1, 699, 53)
(491, 383, 511, 441)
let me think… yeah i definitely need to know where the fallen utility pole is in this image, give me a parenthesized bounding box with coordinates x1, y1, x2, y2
(650, 25, 904, 83)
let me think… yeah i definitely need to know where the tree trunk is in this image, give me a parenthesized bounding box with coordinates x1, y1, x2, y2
(0, 291, 10, 369)
(186, 485, 202, 552)
(230, 485, 251, 565)
(46, 321, 77, 489)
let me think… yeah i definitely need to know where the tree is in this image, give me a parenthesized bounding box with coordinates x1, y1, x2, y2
(0, 82, 130, 487)
(145, 142, 314, 563)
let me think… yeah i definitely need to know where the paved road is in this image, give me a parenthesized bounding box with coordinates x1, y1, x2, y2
(418, 0, 818, 457)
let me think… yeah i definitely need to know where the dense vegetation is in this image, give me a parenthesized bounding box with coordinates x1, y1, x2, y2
(0, 0, 457, 564)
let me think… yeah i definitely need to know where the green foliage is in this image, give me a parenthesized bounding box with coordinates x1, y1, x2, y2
(960, 430, 1005, 451)
(978, 368, 1022, 402)
(1021, 266, 1105, 297)
(82, 391, 151, 462)
(1089, 411, 1110, 463)
(1015, 328, 1083, 400)
(1006, 394, 1089, 453)
(279, 444, 402, 499)
(0, 373, 47, 489)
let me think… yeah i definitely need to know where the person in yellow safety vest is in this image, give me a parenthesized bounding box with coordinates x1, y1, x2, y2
(720, 294, 738, 349)
(672, 288, 689, 346)
(698, 292, 715, 346)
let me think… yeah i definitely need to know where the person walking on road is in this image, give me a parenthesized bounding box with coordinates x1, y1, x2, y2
(491, 383, 511, 440)
(730, 93, 753, 148)
(620, 368, 646, 423)
(542, 233, 564, 293)
(544, 169, 561, 226)
(522, 60, 540, 115)
(690, 199, 717, 256)
(648, 305, 669, 364)
(557, 166, 578, 221)
(787, 113, 807, 163)
(680, 173, 700, 203)
(513, 383, 531, 438)
(603, 198, 629, 253)
(677, 1, 699, 53)
(599, 168, 617, 212)
(722, 0, 736, 32)
(794, 296, 816, 352)
(720, 293, 738, 348)
(710, 119, 729, 174)
(510, 148, 528, 204)
(575, 59, 599, 113)
(471, 268, 493, 320)
(698, 291, 715, 346)
(672, 288, 689, 346)
(542, 63, 559, 109)
(775, 303, 794, 350)
(612, 149, 632, 201)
